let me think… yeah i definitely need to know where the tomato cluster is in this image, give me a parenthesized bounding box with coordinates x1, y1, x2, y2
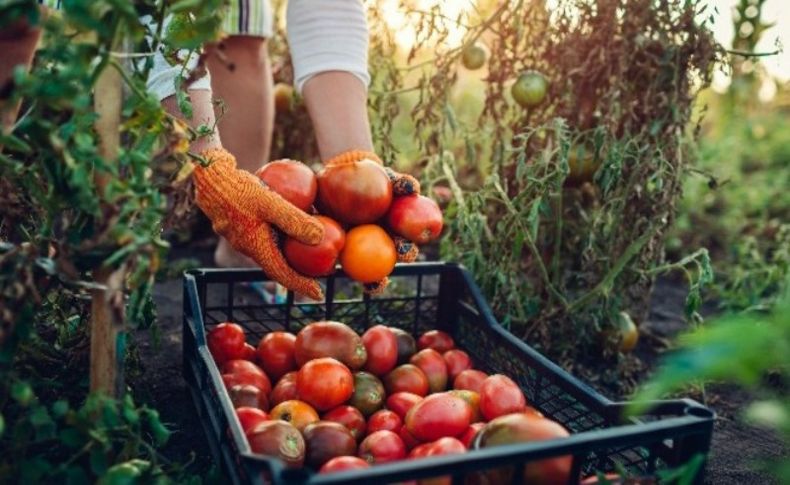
(208, 321, 590, 483)
(256, 159, 443, 284)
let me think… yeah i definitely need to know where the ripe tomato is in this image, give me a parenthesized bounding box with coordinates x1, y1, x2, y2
(236, 407, 269, 434)
(410, 349, 448, 393)
(390, 327, 417, 364)
(247, 420, 305, 468)
(358, 430, 406, 464)
(227, 384, 269, 411)
(294, 321, 367, 370)
(425, 436, 466, 455)
(511, 70, 549, 108)
(339, 225, 397, 283)
(273, 83, 295, 114)
(386, 195, 443, 244)
(270, 372, 298, 406)
(479, 375, 527, 421)
(362, 325, 398, 376)
(297, 358, 354, 411)
(207, 322, 246, 365)
(476, 413, 571, 485)
(405, 392, 472, 442)
(616, 311, 639, 353)
(348, 372, 385, 417)
(453, 369, 488, 393)
(303, 421, 358, 469)
(256, 159, 317, 212)
(367, 410, 402, 434)
(319, 456, 370, 474)
(222, 360, 272, 394)
(459, 422, 485, 448)
(222, 372, 271, 397)
(269, 400, 320, 432)
(386, 392, 423, 420)
(580, 473, 623, 484)
(383, 364, 429, 396)
(408, 442, 433, 459)
(242, 343, 257, 361)
(317, 158, 393, 225)
(442, 350, 472, 380)
(398, 424, 421, 451)
(417, 330, 454, 353)
(256, 332, 297, 382)
(447, 390, 481, 422)
(461, 43, 487, 70)
(323, 405, 367, 441)
(284, 216, 345, 277)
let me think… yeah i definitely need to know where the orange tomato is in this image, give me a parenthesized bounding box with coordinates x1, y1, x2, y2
(339, 225, 397, 283)
(269, 400, 320, 432)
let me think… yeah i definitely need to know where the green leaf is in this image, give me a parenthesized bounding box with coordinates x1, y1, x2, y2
(90, 447, 109, 475)
(11, 381, 35, 406)
(52, 400, 69, 418)
(59, 428, 85, 449)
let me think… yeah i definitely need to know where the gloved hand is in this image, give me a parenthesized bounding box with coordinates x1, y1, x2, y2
(193, 148, 325, 300)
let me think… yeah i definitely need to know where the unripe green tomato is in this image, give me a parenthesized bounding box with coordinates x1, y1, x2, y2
(461, 43, 488, 70)
(511, 70, 549, 108)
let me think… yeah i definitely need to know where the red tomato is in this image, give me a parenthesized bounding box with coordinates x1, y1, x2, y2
(222, 360, 272, 395)
(303, 421, 358, 469)
(417, 330, 454, 353)
(442, 350, 472, 379)
(386, 194, 444, 244)
(383, 364, 429, 396)
(319, 456, 370, 474)
(580, 473, 623, 484)
(317, 158, 393, 225)
(256, 159, 317, 212)
(405, 393, 472, 442)
(247, 420, 305, 468)
(398, 424, 421, 451)
(453, 369, 488, 393)
(425, 436, 466, 455)
(410, 349, 448, 393)
(408, 442, 433, 459)
(207, 322, 246, 365)
(447, 390, 482, 422)
(361, 325, 398, 376)
(284, 216, 346, 277)
(227, 384, 269, 411)
(297, 358, 354, 411)
(256, 332, 297, 381)
(367, 410, 403, 434)
(242, 343, 257, 361)
(358, 430, 406, 464)
(236, 407, 269, 434)
(294, 321, 367, 370)
(479, 375, 527, 421)
(459, 422, 485, 448)
(222, 372, 271, 397)
(323, 405, 367, 441)
(386, 392, 423, 420)
(270, 372, 298, 406)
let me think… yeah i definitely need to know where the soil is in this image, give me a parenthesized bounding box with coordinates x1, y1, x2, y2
(130, 244, 786, 484)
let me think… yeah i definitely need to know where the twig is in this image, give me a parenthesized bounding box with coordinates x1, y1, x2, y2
(726, 48, 780, 58)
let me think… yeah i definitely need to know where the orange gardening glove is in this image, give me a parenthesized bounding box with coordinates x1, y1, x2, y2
(324, 150, 421, 296)
(193, 148, 325, 300)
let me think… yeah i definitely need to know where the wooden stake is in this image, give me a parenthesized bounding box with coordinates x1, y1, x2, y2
(90, 57, 125, 397)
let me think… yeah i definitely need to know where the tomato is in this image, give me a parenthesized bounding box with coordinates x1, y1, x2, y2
(348, 372, 386, 417)
(479, 375, 527, 421)
(247, 420, 305, 468)
(511, 70, 549, 108)
(580, 474, 623, 485)
(390, 327, 417, 364)
(453, 369, 488, 393)
(242, 343, 257, 361)
(408, 442, 433, 459)
(256, 332, 297, 382)
(317, 158, 393, 225)
(416, 437, 467, 485)
(616, 311, 639, 353)
(323, 405, 367, 441)
(476, 413, 571, 485)
(398, 424, 421, 451)
(459, 422, 485, 448)
(339, 225, 397, 283)
(319, 456, 370, 474)
(236, 407, 269, 434)
(222, 360, 272, 394)
(386, 392, 423, 420)
(273, 83, 295, 114)
(405, 392, 472, 442)
(358, 430, 406, 464)
(367, 410, 402, 434)
(207, 322, 246, 365)
(461, 43, 487, 70)
(256, 159, 317, 212)
(284, 216, 345, 277)
(297, 358, 354, 411)
(360, 325, 399, 376)
(270, 372, 298, 406)
(383, 364, 429, 396)
(303, 421, 358, 469)
(386, 195, 443, 244)
(269, 400, 320, 432)
(227, 384, 269, 411)
(222, 372, 272, 398)
(566, 144, 602, 186)
(442, 350, 472, 380)
(447, 390, 481, 422)
(294, 321, 367, 370)
(410, 349, 448, 393)
(417, 330, 454, 353)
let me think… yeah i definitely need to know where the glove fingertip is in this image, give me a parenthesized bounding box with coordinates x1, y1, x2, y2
(364, 277, 389, 296)
(394, 237, 419, 263)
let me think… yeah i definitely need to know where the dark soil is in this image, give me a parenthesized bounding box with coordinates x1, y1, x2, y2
(130, 245, 786, 484)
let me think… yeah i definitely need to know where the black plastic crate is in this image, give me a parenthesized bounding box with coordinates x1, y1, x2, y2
(183, 262, 714, 485)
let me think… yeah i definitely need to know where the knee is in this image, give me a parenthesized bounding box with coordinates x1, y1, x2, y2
(211, 36, 269, 69)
